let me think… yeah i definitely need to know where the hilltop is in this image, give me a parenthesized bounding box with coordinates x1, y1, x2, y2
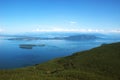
(0, 42, 120, 80)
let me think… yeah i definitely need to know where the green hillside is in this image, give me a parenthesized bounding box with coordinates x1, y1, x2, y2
(0, 42, 120, 80)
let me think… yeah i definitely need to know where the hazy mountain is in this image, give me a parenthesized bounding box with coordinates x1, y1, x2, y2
(64, 34, 99, 41)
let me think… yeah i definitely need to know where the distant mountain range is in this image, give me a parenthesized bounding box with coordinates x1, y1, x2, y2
(0, 32, 105, 37)
(7, 34, 99, 41)
(64, 35, 99, 41)
(1, 32, 120, 41)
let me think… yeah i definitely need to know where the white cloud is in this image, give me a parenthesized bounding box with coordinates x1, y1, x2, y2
(69, 21, 77, 24)
(110, 29, 120, 33)
(32, 27, 120, 33)
(0, 28, 4, 32)
(69, 21, 78, 26)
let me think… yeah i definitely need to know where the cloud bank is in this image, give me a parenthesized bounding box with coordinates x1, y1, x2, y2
(32, 28, 120, 33)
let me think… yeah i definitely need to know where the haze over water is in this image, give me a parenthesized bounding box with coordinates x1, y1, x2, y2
(0, 35, 120, 69)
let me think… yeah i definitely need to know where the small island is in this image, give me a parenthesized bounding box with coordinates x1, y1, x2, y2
(19, 44, 45, 49)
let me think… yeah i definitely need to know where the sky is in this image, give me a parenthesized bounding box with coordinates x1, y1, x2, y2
(0, 0, 120, 34)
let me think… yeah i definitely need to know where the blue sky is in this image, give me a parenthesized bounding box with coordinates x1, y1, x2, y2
(0, 0, 120, 33)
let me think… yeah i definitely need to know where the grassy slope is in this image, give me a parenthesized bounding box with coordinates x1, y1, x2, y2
(0, 42, 120, 80)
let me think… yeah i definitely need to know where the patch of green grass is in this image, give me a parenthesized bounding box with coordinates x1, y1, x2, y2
(0, 42, 120, 80)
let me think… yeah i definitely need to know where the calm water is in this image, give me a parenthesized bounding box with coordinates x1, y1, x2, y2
(0, 37, 120, 69)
